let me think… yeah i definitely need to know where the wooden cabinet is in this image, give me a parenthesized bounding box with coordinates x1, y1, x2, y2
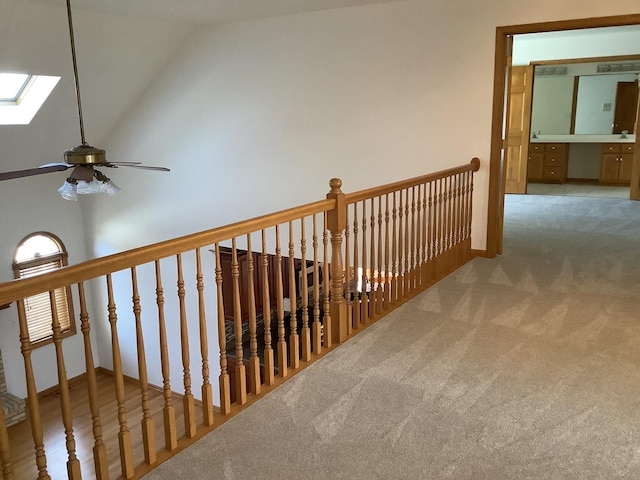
(218, 247, 291, 324)
(600, 143, 635, 185)
(528, 143, 567, 183)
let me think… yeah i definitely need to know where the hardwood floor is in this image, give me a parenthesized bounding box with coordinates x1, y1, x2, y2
(6, 371, 200, 479)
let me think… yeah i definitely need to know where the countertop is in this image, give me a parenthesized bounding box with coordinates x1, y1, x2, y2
(531, 134, 636, 143)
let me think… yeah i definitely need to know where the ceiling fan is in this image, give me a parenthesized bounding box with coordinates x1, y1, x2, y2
(0, 0, 170, 200)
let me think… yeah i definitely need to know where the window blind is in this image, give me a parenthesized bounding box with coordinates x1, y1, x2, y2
(18, 257, 72, 344)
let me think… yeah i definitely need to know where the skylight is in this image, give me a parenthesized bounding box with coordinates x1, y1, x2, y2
(0, 73, 30, 101)
(0, 73, 60, 125)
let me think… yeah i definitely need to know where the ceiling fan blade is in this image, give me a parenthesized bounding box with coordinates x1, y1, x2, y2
(105, 162, 143, 166)
(115, 164, 171, 172)
(40, 162, 74, 168)
(0, 164, 71, 182)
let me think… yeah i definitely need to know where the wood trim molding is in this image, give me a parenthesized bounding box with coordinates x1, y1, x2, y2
(0, 302, 10, 310)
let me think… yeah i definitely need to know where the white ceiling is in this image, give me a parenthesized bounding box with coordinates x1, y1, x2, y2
(27, 0, 404, 25)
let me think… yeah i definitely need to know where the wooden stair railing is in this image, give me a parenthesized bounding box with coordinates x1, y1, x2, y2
(0, 159, 479, 479)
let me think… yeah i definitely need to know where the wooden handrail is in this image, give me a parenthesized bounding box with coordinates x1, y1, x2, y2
(344, 158, 480, 204)
(0, 198, 334, 305)
(1, 161, 482, 479)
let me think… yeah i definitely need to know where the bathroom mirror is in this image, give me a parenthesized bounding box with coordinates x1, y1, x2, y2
(530, 61, 639, 135)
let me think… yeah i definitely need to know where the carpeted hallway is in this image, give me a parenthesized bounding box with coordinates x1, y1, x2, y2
(144, 194, 640, 479)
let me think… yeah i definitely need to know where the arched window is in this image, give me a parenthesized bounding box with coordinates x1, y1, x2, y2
(13, 232, 75, 346)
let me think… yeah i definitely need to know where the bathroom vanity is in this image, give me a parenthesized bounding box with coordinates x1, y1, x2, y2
(527, 134, 636, 185)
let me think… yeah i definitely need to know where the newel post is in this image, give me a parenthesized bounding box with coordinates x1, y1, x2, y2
(326, 178, 348, 344)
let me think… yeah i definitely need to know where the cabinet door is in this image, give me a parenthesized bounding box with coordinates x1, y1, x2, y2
(600, 154, 621, 183)
(619, 154, 634, 183)
(527, 153, 544, 181)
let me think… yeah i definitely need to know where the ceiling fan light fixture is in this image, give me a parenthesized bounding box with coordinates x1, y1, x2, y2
(58, 180, 78, 201)
(58, 169, 121, 200)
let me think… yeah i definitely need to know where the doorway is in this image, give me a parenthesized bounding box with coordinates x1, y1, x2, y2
(487, 14, 640, 257)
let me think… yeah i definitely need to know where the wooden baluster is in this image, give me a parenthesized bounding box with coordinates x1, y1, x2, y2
(419, 184, 426, 284)
(368, 198, 376, 320)
(447, 176, 454, 253)
(421, 183, 429, 285)
(404, 188, 411, 296)
(384, 193, 391, 309)
(261, 230, 275, 386)
(48, 290, 82, 479)
(413, 186, 421, 289)
(155, 261, 178, 446)
(214, 245, 231, 414)
(106, 274, 134, 479)
(16, 300, 49, 479)
(131, 267, 156, 465)
(426, 182, 434, 281)
(440, 178, 446, 257)
(462, 172, 469, 243)
(275, 226, 288, 377)
(0, 396, 14, 479)
(460, 173, 466, 245)
(300, 219, 312, 362)
(322, 213, 333, 348)
(435, 178, 442, 260)
(343, 208, 352, 335)
(410, 186, 417, 291)
(176, 254, 197, 435)
(311, 214, 323, 354)
(288, 221, 300, 369)
(246, 235, 261, 395)
(360, 200, 369, 323)
(376, 195, 384, 314)
(468, 170, 474, 241)
(195, 249, 214, 426)
(443, 178, 450, 255)
(397, 189, 405, 298)
(390, 191, 398, 304)
(229, 241, 247, 405)
(454, 174, 462, 256)
(351, 203, 360, 329)
(77, 282, 108, 479)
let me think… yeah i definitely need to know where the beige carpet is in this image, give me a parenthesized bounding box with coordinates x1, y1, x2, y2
(144, 194, 640, 479)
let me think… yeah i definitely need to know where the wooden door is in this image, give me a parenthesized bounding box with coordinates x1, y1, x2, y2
(504, 65, 534, 194)
(613, 80, 639, 134)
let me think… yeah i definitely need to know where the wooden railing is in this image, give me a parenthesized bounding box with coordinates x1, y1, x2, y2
(0, 158, 479, 479)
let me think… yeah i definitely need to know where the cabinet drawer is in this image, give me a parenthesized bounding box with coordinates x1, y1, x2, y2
(543, 166, 564, 180)
(543, 153, 565, 167)
(544, 143, 565, 153)
(602, 143, 621, 153)
(529, 143, 545, 153)
(621, 144, 635, 154)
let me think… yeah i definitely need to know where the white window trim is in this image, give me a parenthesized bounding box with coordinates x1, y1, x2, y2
(0, 75, 60, 125)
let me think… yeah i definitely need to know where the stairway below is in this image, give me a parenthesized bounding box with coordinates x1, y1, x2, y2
(1, 350, 26, 426)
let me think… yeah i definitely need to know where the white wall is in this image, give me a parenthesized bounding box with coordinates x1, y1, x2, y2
(0, 1, 193, 397)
